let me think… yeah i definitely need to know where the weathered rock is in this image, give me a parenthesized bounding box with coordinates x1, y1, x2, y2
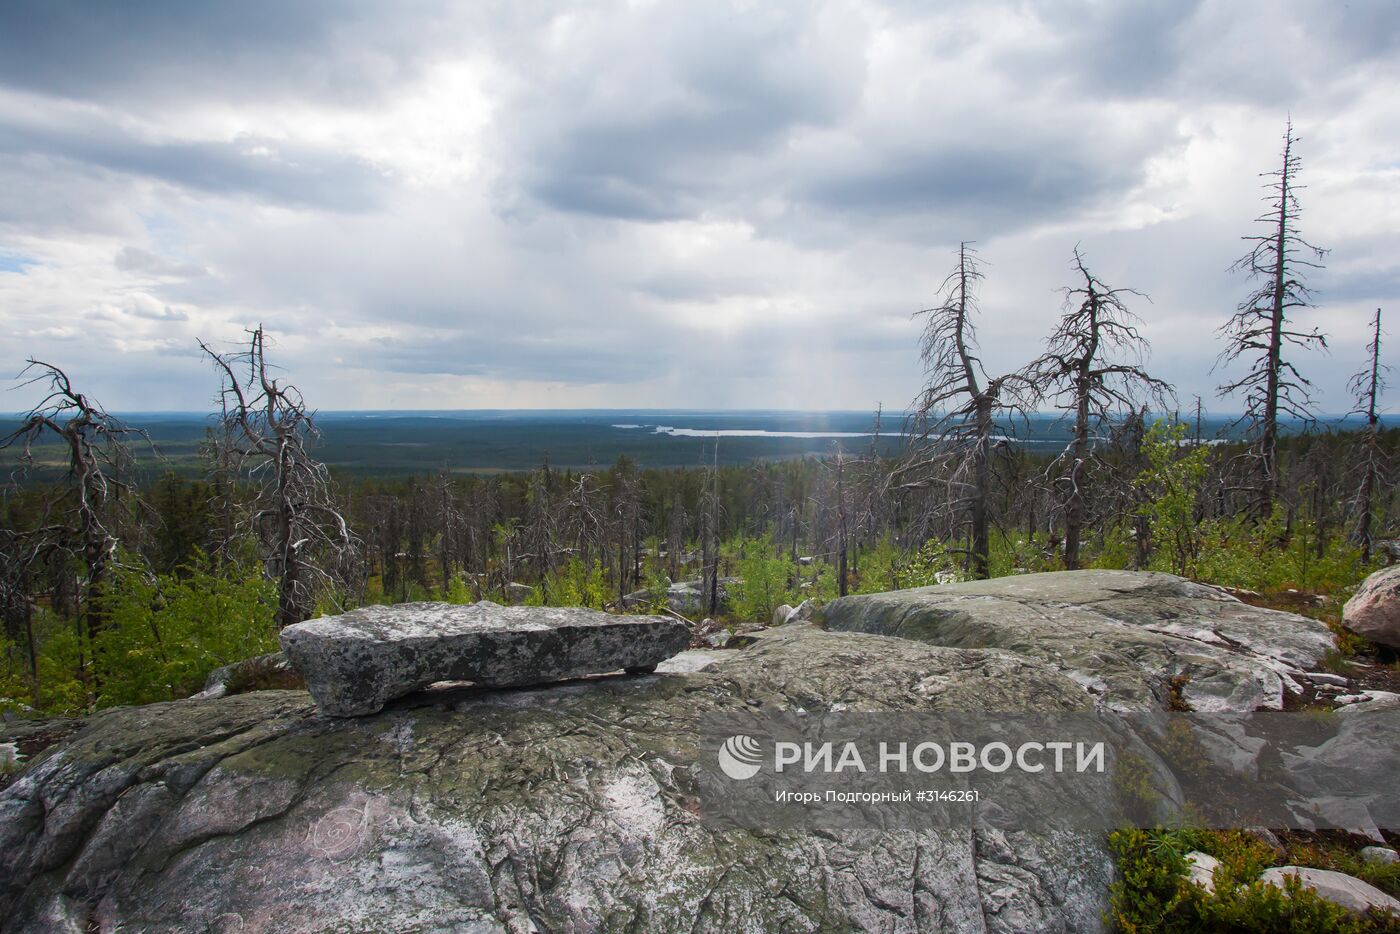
(280, 602, 690, 717)
(771, 604, 794, 626)
(1331, 690, 1400, 715)
(1361, 846, 1400, 866)
(0, 623, 1117, 933)
(1184, 851, 1221, 894)
(703, 629, 731, 648)
(664, 578, 736, 616)
(788, 598, 816, 623)
(1343, 565, 1400, 649)
(823, 571, 1335, 712)
(1258, 866, 1400, 915)
(653, 649, 725, 674)
(1242, 827, 1287, 859)
(191, 651, 302, 700)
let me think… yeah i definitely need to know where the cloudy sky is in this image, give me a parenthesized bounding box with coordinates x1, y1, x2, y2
(0, 1, 1396, 415)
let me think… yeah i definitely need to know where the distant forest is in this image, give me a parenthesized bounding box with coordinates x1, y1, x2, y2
(0, 123, 1395, 715)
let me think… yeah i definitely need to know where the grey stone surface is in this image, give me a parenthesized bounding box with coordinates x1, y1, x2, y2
(0, 623, 1116, 933)
(280, 602, 690, 717)
(1185, 851, 1220, 894)
(1258, 866, 1400, 915)
(1361, 846, 1399, 866)
(665, 578, 735, 616)
(1344, 565, 1400, 649)
(191, 651, 297, 700)
(771, 603, 794, 626)
(653, 649, 725, 674)
(703, 629, 731, 648)
(823, 570, 1336, 712)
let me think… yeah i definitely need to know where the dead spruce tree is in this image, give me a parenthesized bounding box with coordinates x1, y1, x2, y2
(1217, 122, 1328, 519)
(1, 362, 147, 672)
(201, 327, 358, 626)
(894, 243, 1030, 579)
(1349, 308, 1390, 560)
(1031, 250, 1171, 570)
(701, 441, 722, 615)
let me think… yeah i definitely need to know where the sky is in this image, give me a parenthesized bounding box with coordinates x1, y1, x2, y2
(0, 0, 1396, 416)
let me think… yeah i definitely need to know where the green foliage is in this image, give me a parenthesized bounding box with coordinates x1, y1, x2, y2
(443, 573, 476, 605)
(93, 560, 280, 709)
(1190, 511, 1378, 595)
(1136, 420, 1211, 578)
(1108, 828, 1392, 932)
(987, 531, 1064, 578)
(542, 558, 611, 609)
(1, 616, 87, 716)
(808, 563, 839, 602)
(728, 537, 796, 622)
(642, 569, 672, 612)
(853, 538, 963, 594)
(4, 560, 278, 716)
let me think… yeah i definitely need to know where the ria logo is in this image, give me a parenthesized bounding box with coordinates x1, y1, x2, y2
(718, 734, 763, 780)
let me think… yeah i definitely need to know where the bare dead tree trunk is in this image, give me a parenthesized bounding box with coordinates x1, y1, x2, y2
(201, 326, 358, 626)
(1350, 308, 1389, 560)
(893, 243, 1031, 580)
(702, 442, 720, 617)
(1217, 122, 1328, 520)
(1031, 250, 1171, 570)
(2, 361, 148, 692)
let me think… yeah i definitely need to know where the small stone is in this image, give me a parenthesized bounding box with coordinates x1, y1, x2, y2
(788, 599, 815, 623)
(1242, 827, 1287, 859)
(1185, 851, 1220, 894)
(1303, 672, 1349, 687)
(704, 630, 732, 649)
(1361, 846, 1399, 866)
(281, 602, 690, 717)
(771, 604, 794, 626)
(1259, 866, 1400, 915)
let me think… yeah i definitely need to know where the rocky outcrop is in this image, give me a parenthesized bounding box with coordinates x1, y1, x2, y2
(191, 652, 302, 700)
(0, 623, 1115, 933)
(1258, 866, 1400, 915)
(619, 578, 736, 617)
(1343, 565, 1400, 649)
(280, 602, 690, 717)
(823, 570, 1336, 712)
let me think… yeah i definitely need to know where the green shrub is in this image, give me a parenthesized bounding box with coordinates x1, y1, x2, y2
(93, 560, 279, 709)
(1136, 420, 1211, 578)
(1108, 828, 1396, 932)
(728, 537, 796, 622)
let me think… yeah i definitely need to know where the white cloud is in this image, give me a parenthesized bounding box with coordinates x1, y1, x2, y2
(0, 0, 1395, 415)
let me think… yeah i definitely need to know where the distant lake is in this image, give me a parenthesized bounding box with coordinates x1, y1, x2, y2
(0, 409, 1382, 476)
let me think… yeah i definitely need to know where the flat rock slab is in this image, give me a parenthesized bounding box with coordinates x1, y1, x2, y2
(822, 570, 1336, 713)
(280, 602, 690, 716)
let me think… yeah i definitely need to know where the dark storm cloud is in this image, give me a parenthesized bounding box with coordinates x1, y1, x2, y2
(0, 0, 447, 105)
(0, 0, 1396, 411)
(509, 3, 863, 221)
(0, 121, 389, 210)
(800, 143, 1143, 227)
(1025, 0, 1203, 97)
